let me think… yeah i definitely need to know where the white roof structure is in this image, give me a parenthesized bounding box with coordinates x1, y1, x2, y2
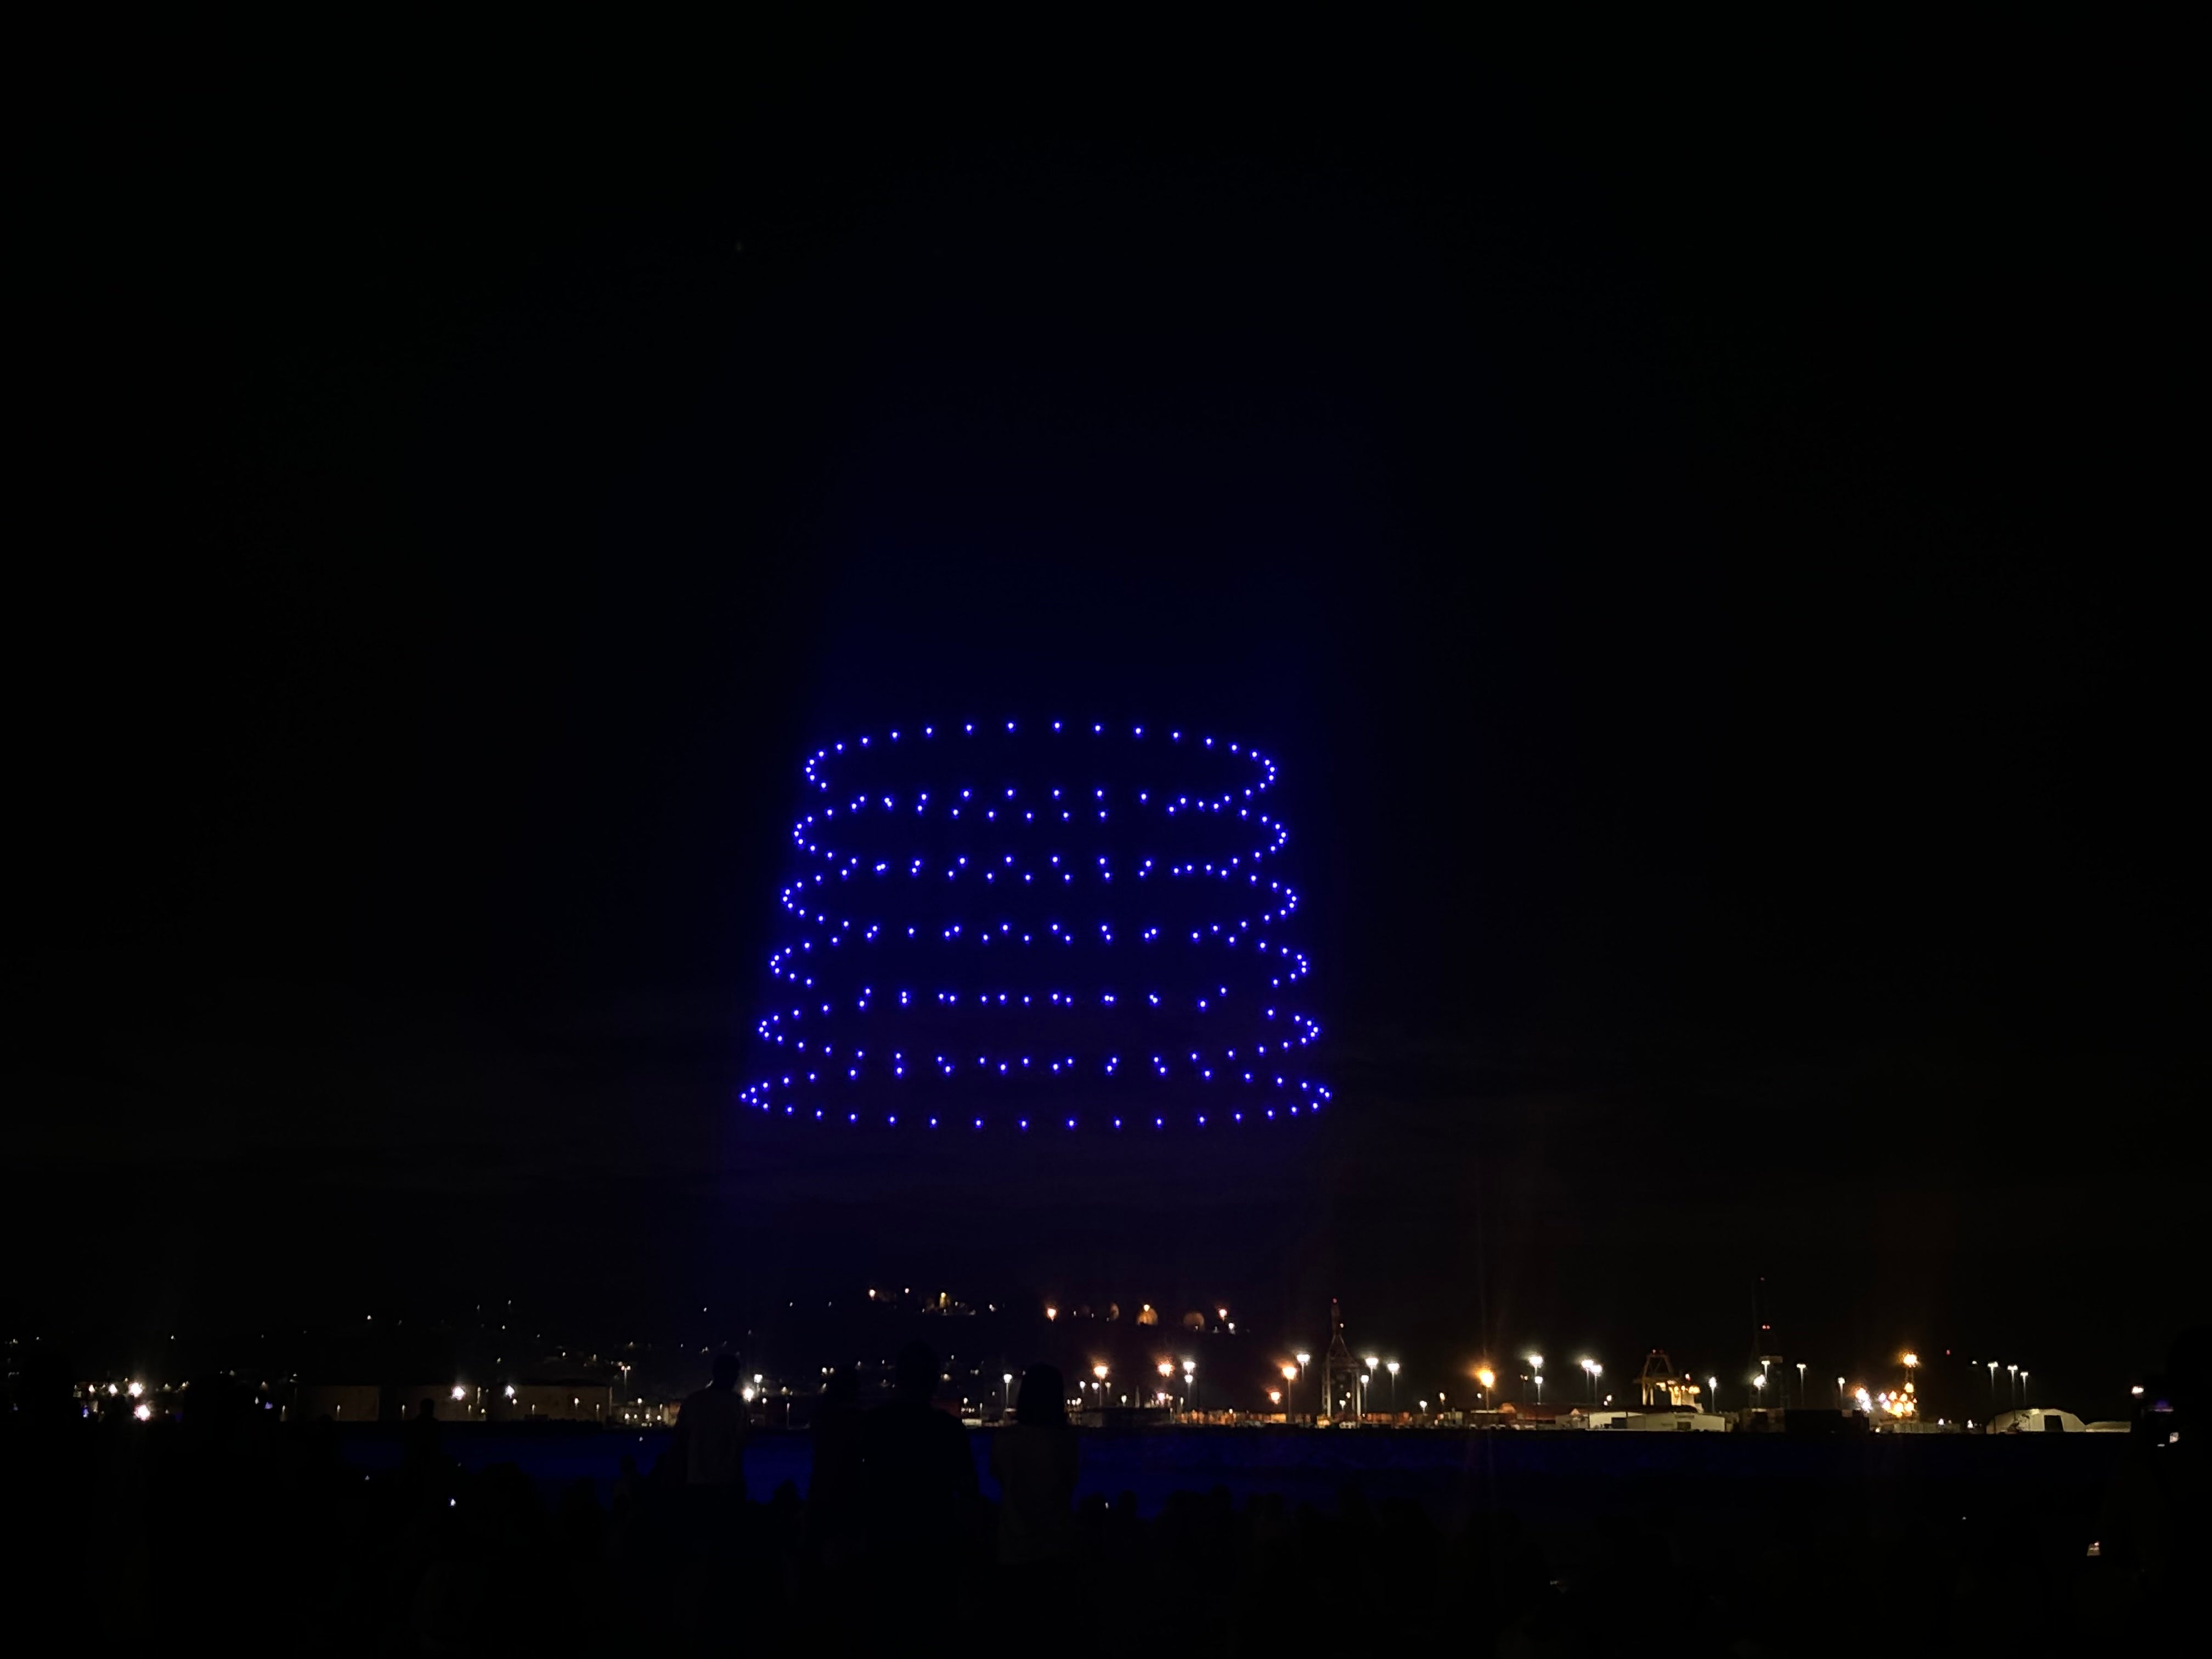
(1990, 1407, 2084, 1433)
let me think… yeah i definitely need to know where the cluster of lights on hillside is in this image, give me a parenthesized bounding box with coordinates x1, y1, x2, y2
(739, 721, 1330, 1130)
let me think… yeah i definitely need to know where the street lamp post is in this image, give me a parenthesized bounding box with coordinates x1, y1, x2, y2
(1836, 1376, 1845, 1410)
(1387, 1361, 1400, 1416)
(2007, 1363, 2017, 1407)
(1295, 1353, 1310, 1423)
(1797, 1362, 1807, 1407)
(1526, 1356, 1544, 1410)
(1708, 1376, 1720, 1413)
(1184, 1358, 1197, 1417)
(1753, 1373, 1767, 1411)
(2021, 1369, 2029, 1406)
(1093, 1363, 1108, 1419)
(1476, 1367, 1496, 1412)
(1003, 1372, 1014, 1417)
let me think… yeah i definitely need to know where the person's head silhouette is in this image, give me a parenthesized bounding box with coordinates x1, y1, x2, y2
(711, 1353, 742, 1391)
(1017, 1363, 1068, 1427)
(894, 1341, 938, 1402)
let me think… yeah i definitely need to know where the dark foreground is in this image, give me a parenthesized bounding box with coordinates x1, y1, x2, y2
(7, 1412, 2188, 1654)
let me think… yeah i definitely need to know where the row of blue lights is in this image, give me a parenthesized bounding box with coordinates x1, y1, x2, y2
(755, 991, 1321, 1053)
(802, 721, 1279, 814)
(757, 994, 1321, 1036)
(792, 827, 1290, 882)
(751, 1059, 1325, 1090)
(743, 1106, 1327, 1132)
(792, 798, 1288, 871)
(755, 1014, 1322, 1065)
(781, 858, 1297, 902)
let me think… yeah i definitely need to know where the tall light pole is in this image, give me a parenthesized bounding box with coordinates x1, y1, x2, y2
(1093, 1363, 1108, 1417)
(1282, 1364, 1299, 1423)
(1753, 1373, 1767, 1410)
(1987, 1359, 1999, 1405)
(1158, 1360, 1174, 1414)
(1387, 1361, 1401, 1415)
(1527, 1355, 1544, 1409)
(1796, 1362, 1807, 1407)
(2021, 1369, 2029, 1406)
(1708, 1376, 1719, 1413)
(2007, 1363, 2017, 1407)
(1477, 1367, 1496, 1412)
(1579, 1358, 1597, 1403)
(1836, 1376, 1845, 1410)
(1184, 1358, 1197, 1417)
(1003, 1372, 1014, 1417)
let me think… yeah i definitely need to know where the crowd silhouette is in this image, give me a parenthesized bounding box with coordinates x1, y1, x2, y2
(5, 1332, 2200, 1654)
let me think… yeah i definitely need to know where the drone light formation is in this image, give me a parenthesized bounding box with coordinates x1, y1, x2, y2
(737, 720, 1328, 1132)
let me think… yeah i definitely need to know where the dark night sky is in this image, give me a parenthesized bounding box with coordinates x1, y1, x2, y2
(8, 19, 2201, 1412)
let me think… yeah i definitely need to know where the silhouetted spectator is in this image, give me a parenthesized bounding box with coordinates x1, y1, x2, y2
(401, 1395, 452, 1506)
(860, 1341, 978, 1647)
(612, 1451, 641, 1519)
(2081, 1324, 2209, 1639)
(804, 1369, 865, 1571)
(675, 1353, 748, 1489)
(992, 1363, 1077, 1566)
(990, 1363, 1079, 1639)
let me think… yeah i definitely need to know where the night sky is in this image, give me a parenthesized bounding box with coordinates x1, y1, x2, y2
(9, 20, 2199, 1413)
